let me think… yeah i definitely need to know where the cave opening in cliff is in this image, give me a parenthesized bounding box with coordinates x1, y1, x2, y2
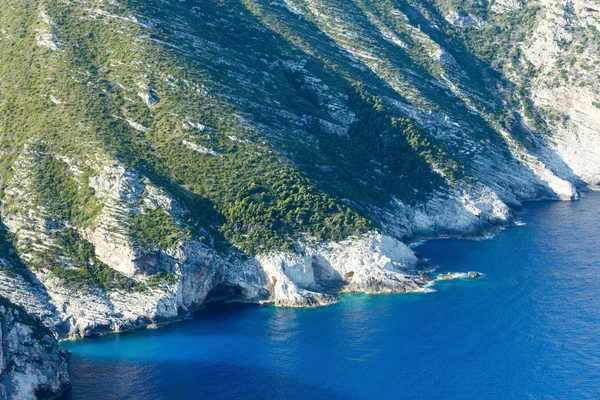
(204, 283, 245, 303)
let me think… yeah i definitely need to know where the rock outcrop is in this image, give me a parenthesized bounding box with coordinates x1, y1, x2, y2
(0, 0, 600, 394)
(0, 230, 426, 338)
(0, 298, 70, 400)
(0, 0, 598, 340)
(249, 233, 427, 306)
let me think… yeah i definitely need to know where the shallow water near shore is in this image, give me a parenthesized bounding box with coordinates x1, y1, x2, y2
(62, 192, 600, 399)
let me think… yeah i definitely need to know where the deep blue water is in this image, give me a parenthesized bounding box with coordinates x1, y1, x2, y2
(63, 192, 600, 399)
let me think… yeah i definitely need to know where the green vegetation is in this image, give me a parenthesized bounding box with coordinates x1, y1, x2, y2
(0, 0, 379, 258)
(147, 271, 178, 287)
(439, 2, 541, 69)
(294, 82, 452, 207)
(0, 0, 531, 260)
(0, 0, 593, 284)
(0, 225, 38, 284)
(221, 167, 372, 252)
(130, 209, 188, 252)
(32, 151, 103, 227)
(33, 229, 135, 292)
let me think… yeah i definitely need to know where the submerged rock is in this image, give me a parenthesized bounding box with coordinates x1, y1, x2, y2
(436, 272, 456, 281)
(435, 271, 484, 281)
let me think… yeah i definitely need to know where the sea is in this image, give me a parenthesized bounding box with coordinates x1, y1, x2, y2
(62, 192, 600, 399)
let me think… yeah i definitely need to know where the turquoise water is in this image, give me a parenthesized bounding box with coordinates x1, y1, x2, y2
(62, 193, 600, 399)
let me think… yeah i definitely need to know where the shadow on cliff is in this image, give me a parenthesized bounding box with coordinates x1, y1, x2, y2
(239, 0, 587, 216)
(122, 0, 587, 244)
(121, 0, 454, 213)
(394, 0, 587, 190)
(246, 0, 585, 199)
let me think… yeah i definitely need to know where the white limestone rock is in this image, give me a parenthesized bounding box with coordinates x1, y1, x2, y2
(138, 91, 158, 108)
(492, 0, 524, 13)
(249, 232, 427, 307)
(0, 301, 69, 400)
(36, 34, 62, 51)
(183, 121, 209, 131)
(126, 119, 148, 132)
(137, 82, 159, 108)
(444, 11, 486, 28)
(182, 140, 220, 155)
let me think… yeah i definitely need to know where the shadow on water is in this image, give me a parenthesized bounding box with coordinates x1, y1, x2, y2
(62, 190, 600, 399)
(58, 359, 358, 400)
(60, 300, 363, 400)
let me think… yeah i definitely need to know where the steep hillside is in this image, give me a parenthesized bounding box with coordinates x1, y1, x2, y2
(0, 0, 598, 346)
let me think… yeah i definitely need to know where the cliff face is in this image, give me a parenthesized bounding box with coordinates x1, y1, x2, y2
(0, 0, 598, 388)
(0, 298, 70, 400)
(525, 0, 600, 186)
(0, 228, 425, 338)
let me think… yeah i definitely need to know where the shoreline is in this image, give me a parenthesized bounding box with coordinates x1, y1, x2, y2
(57, 190, 595, 344)
(407, 187, 596, 249)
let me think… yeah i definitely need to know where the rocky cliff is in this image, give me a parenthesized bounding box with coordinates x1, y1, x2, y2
(0, 0, 598, 331)
(0, 298, 70, 400)
(0, 0, 599, 396)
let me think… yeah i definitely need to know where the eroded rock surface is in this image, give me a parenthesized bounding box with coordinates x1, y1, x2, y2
(0, 299, 70, 400)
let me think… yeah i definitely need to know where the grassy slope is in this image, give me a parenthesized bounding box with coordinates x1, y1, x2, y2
(0, 0, 588, 289)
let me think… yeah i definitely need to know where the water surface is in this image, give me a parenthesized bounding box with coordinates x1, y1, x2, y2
(63, 193, 600, 399)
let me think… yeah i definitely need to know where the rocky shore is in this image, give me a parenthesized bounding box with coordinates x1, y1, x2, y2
(1, 0, 600, 398)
